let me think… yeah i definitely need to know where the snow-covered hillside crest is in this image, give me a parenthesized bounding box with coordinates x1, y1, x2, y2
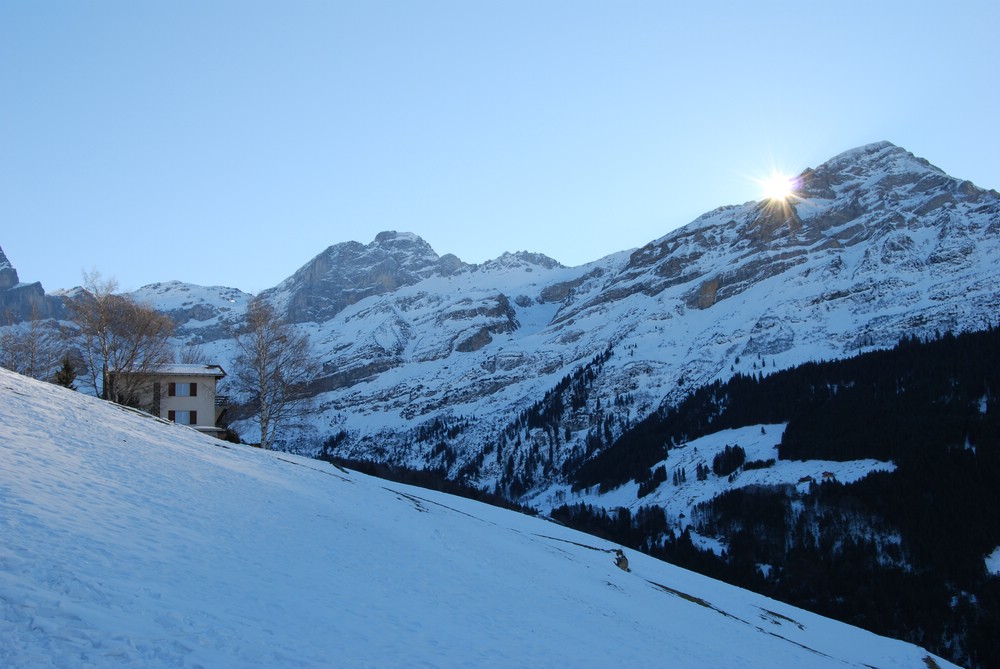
(0, 367, 959, 668)
(130, 280, 254, 344)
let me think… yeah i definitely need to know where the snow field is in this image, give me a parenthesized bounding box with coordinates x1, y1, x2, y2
(0, 368, 955, 668)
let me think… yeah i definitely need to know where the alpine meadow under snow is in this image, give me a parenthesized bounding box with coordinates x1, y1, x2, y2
(0, 368, 957, 668)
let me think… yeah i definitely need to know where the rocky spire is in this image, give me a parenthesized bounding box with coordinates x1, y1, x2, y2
(0, 246, 20, 291)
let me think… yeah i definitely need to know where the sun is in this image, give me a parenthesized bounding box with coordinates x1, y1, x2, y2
(757, 172, 797, 201)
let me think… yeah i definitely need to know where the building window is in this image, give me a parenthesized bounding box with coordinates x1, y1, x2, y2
(167, 410, 198, 425)
(168, 382, 198, 397)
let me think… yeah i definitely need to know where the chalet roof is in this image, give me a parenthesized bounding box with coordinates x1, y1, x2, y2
(154, 364, 227, 379)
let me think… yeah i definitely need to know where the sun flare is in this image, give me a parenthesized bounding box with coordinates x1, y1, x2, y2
(758, 172, 797, 201)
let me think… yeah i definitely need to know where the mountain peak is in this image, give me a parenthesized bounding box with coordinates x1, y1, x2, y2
(822, 140, 899, 164)
(263, 232, 467, 322)
(373, 229, 425, 244)
(0, 245, 19, 290)
(551, 140, 999, 328)
(797, 141, 950, 201)
(479, 250, 563, 272)
(811, 140, 921, 172)
(371, 230, 437, 257)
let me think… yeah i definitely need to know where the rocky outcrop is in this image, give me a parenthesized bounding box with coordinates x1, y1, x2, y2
(0, 282, 57, 322)
(0, 247, 18, 291)
(0, 247, 63, 322)
(451, 294, 519, 352)
(263, 231, 468, 323)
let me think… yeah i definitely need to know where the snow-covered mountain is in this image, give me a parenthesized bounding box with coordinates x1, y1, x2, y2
(130, 280, 253, 344)
(3, 141, 998, 502)
(190, 141, 996, 502)
(0, 366, 958, 668)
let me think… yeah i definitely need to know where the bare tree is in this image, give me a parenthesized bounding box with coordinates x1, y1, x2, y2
(177, 341, 210, 364)
(0, 306, 64, 381)
(70, 272, 175, 404)
(230, 297, 318, 449)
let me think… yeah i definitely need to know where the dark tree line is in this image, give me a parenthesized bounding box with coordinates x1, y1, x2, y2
(711, 444, 745, 477)
(571, 326, 1000, 492)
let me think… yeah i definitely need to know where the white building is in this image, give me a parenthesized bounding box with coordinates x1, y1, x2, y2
(109, 364, 229, 437)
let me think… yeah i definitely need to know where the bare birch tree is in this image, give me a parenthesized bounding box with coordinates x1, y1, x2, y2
(70, 272, 175, 404)
(230, 297, 318, 449)
(0, 307, 63, 380)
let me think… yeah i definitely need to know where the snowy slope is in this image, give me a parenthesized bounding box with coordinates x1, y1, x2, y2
(0, 368, 956, 668)
(541, 424, 895, 520)
(130, 280, 253, 349)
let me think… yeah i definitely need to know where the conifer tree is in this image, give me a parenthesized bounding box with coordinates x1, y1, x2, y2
(53, 354, 77, 390)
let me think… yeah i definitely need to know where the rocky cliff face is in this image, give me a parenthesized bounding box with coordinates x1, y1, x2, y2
(0, 247, 19, 291)
(0, 246, 64, 322)
(260, 231, 467, 324)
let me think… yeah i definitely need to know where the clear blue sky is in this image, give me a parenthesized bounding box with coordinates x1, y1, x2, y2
(2, 1, 998, 293)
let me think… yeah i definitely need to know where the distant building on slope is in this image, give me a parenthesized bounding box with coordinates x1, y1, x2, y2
(105, 364, 229, 438)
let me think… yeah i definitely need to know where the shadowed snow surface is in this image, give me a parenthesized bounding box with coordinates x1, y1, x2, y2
(0, 368, 955, 668)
